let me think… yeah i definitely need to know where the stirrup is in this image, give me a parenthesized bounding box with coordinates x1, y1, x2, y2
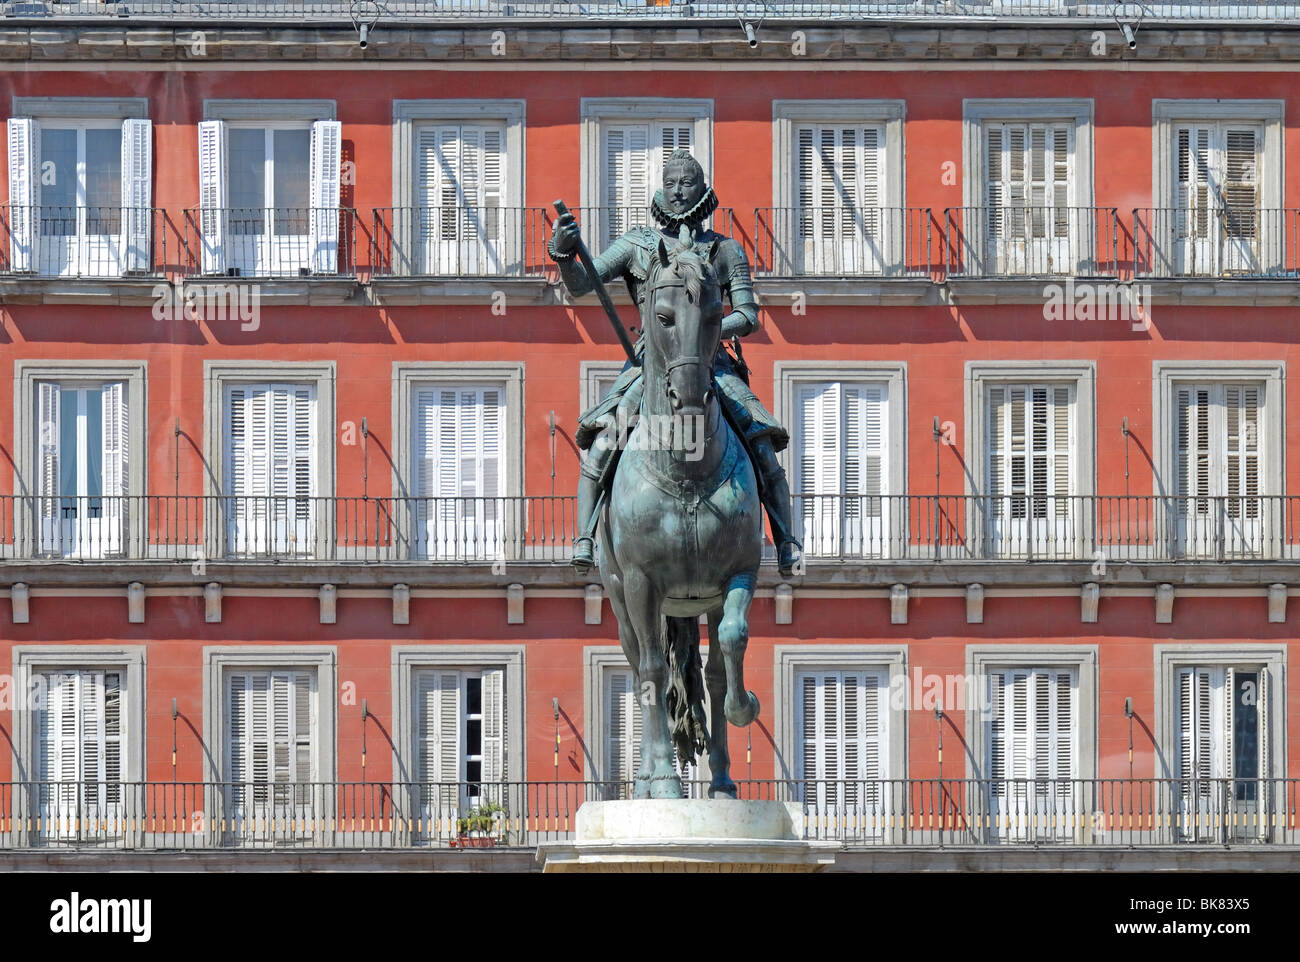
(571, 537, 596, 574)
(777, 540, 803, 578)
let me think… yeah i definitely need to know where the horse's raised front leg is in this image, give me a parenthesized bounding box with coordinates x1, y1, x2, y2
(622, 565, 682, 799)
(704, 608, 737, 799)
(719, 571, 760, 727)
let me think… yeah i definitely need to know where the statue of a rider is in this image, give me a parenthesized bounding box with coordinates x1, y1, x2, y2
(549, 148, 803, 578)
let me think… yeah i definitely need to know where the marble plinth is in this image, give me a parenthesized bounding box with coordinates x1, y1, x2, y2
(536, 799, 838, 873)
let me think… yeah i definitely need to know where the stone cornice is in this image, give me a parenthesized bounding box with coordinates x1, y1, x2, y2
(4, 24, 1300, 64)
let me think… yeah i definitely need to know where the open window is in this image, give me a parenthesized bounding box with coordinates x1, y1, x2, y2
(197, 118, 341, 276)
(7, 116, 151, 277)
(34, 380, 128, 559)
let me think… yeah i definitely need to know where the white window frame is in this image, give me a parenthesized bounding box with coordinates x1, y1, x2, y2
(391, 362, 524, 561)
(10, 645, 146, 846)
(966, 645, 1097, 843)
(9, 97, 151, 278)
(775, 361, 907, 560)
(771, 100, 906, 276)
(12, 360, 148, 560)
(199, 100, 339, 277)
(964, 361, 1096, 559)
(1151, 360, 1284, 560)
(391, 645, 525, 843)
(1152, 100, 1284, 276)
(772, 645, 908, 784)
(580, 98, 713, 253)
(961, 99, 1094, 275)
(203, 361, 335, 560)
(391, 100, 525, 278)
(583, 646, 712, 801)
(1154, 644, 1286, 842)
(201, 646, 336, 845)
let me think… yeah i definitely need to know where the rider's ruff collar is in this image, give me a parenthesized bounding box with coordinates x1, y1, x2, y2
(651, 186, 719, 233)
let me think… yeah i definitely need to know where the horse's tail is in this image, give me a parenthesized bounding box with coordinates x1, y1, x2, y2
(663, 615, 710, 778)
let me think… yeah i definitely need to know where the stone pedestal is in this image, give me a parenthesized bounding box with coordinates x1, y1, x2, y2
(536, 799, 838, 873)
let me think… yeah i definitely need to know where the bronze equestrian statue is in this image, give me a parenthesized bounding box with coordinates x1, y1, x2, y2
(549, 149, 803, 579)
(549, 151, 802, 798)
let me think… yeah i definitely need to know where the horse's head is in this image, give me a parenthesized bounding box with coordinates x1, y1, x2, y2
(643, 230, 725, 417)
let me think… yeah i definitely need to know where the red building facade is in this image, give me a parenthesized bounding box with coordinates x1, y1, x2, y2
(0, 7, 1296, 860)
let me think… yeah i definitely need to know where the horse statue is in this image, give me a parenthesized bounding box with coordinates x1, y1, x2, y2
(598, 231, 763, 800)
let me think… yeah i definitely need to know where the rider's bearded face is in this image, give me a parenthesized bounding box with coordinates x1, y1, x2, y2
(663, 162, 706, 215)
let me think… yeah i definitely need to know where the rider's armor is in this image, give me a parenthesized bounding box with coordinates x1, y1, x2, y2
(550, 186, 803, 576)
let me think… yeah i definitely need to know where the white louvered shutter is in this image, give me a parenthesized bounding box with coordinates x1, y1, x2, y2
(987, 385, 1072, 530)
(120, 118, 152, 274)
(1222, 127, 1259, 267)
(309, 120, 342, 274)
(798, 670, 887, 816)
(1224, 385, 1261, 521)
(795, 124, 884, 273)
(37, 381, 60, 543)
(797, 383, 840, 555)
(415, 671, 462, 819)
(39, 671, 123, 826)
(987, 123, 1071, 271)
(226, 384, 315, 499)
(8, 117, 37, 272)
(413, 386, 503, 558)
(228, 671, 314, 804)
(481, 667, 506, 784)
(605, 669, 640, 789)
(101, 381, 128, 499)
(843, 384, 886, 548)
(1175, 384, 1264, 534)
(991, 669, 1075, 785)
(416, 124, 507, 274)
(603, 124, 650, 246)
(198, 119, 227, 274)
(1176, 667, 1219, 803)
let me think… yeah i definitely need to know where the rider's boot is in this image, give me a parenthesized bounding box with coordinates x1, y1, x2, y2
(571, 468, 600, 576)
(755, 441, 803, 578)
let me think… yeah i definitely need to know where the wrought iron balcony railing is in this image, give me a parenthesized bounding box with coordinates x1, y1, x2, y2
(2, 778, 1294, 850)
(945, 206, 1121, 278)
(0, 495, 576, 563)
(1, 494, 1298, 564)
(549, 206, 735, 259)
(3, 1, 1297, 24)
(371, 206, 552, 278)
(1132, 206, 1300, 279)
(753, 206, 933, 277)
(183, 207, 360, 278)
(0, 205, 177, 278)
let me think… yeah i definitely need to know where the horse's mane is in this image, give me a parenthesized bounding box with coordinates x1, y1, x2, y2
(645, 232, 721, 308)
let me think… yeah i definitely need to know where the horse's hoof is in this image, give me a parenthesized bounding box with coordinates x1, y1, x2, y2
(725, 690, 760, 727)
(708, 781, 738, 800)
(632, 778, 651, 800)
(649, 773, 684, 799)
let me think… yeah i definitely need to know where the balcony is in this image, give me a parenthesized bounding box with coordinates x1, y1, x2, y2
(1, 778, 1293, 851)
(0, 205, 179, 302)
(754, 206, 933, 277)
(0, 495, 576, 564)
(1132, 206, 1300, 281)
(3, 1, 1298, 23)
(371, 206, 550, 278)
(797, 493, 1298, 562)
(183, 206, 360, 279)
(944, 206, 1121, 280)
(2, 494, 1299, 569)
(370, 205, 552, 303)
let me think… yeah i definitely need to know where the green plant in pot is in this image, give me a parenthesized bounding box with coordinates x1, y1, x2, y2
(454, 801, 508, 847)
